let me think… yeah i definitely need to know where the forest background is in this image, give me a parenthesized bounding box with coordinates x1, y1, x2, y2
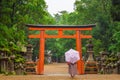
(0, 0, 120, 62)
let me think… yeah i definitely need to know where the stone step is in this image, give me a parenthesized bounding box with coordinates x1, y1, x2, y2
(25, 61, 37, 75)
(26, 72, 36, 75)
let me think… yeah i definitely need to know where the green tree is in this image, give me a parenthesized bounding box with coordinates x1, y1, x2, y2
(0, 0, 55, 63)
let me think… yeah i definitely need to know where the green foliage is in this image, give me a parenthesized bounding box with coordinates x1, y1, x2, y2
(74, 0, 113, 51)
(111, 0, 120, 21)
(93, 39, 103, 56)
(14, 53, 25, 63)
(0, 24, 26, 52)
(45, 38, 76, 61)
(109, 22, 120, 52)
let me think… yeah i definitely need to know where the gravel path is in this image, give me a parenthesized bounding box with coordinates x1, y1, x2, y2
(0, 63, 120, 80)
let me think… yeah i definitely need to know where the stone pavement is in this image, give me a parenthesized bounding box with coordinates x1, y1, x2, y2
(0, 74, 120, 80)
(0, 63, 120, 80)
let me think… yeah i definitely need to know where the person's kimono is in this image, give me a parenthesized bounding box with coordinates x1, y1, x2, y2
(68, 63, 77, 77)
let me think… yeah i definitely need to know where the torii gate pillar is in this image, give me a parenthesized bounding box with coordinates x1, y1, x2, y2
(76, 30, 84, 74)
(37, 30, 45, 74)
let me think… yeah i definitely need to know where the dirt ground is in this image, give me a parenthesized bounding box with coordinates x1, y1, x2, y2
(0, 63, 120, 80)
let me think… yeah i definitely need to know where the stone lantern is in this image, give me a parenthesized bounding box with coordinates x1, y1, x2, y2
(25, 43, 36, 74)
(85, 39, 98, 74)
(26, 43, 33, 62)
(45, 50, 52, 64)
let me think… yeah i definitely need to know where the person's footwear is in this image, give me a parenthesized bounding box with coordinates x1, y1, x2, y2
(71, 74, 74, 78)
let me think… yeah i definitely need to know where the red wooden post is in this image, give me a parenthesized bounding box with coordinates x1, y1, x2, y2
(76, 30, 84, 74)
(37, 30, 45, 74)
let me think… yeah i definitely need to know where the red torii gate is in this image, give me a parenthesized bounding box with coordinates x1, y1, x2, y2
(26, 24, 95, 75)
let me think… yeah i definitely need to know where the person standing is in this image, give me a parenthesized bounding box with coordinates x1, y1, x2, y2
(65, 49, 80, 78)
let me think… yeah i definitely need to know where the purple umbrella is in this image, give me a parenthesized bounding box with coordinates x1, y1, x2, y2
(65, 49, 80, 64)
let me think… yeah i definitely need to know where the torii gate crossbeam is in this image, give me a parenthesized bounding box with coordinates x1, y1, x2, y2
(26, 24, 95, 75)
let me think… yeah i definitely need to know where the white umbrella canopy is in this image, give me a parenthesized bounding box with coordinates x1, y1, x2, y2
(65, 49, 80, 64)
